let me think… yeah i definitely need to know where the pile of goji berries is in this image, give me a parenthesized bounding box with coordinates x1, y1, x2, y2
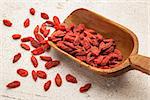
(50, 24, 123, 69)
(3, 8, 91, 93)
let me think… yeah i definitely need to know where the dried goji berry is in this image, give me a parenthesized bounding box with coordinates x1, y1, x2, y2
(55, 73, 62, 87)
(53, 16, 60, 26)
(100, 56, 111, 66)
(79, 83, 91, 93)
(40, 40, 48, 45)
(30, 8, 35, 15)
(13, 53, 21, 63)
(94, 56, 104, 65)
(21, 37, 33, 42)
(63, 42, 76, 49)
(66, 74, 77, 83)
(45, 20, 54, 27)
(34, 25, 39, 35)
(31, 47, 45, 55)
(42, 43, 51, 51)
(3, 19, 12, 27)
(40, 23, 47, 34)
(90, 46, 100, 56)
(40, 56, 52, 61)
(44, 80, 51, 91)
(41, 12, 49, 19)
(37, 70, 47, 79)
(30, 39, 40, 48)
(31, 56, 38, 68)
(45, 60, 60, 69)
(76, 56, 87, 62)
(56, 41, 73, 52)
(20, 43, 30, 51)
(32, 70, 37, 81)
(102, 46, 114, 55)
(43, 29, 50, 38)
(6, 81, 20, 89)
(35, 33, 44, 42)
(17, 68, 28, 77)
(12, 34, 21, 39)
(24, 18, 30, 28)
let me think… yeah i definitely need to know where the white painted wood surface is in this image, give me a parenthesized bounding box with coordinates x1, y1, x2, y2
(0, 0, 150, 100)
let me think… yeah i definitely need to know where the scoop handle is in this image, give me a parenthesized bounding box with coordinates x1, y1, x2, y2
(129, 54, 150, 75)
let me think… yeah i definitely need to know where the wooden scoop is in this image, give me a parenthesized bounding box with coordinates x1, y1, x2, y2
(49, 8, 150, 77)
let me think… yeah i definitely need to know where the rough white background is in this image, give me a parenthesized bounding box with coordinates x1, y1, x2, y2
(0, 0, 150, 100)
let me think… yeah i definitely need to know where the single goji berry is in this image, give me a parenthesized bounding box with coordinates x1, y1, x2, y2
(21, 37, 34, 42)
(30, 39, 40, 48)
(20, 43, 30, 51)
(55, 73, 62, 87)
(35, 33, 44, 42)
(24, 18, 30, 28)
(53, 16, 60, 26)
(12, 34, 21, 40)
(30, 8, 35, 15)
(66, 74, 77, 83)
(42, 43, 51, 51)
(40, 40, 48, 45)
(45, 20, 54, 27)
(31, 47, 45, 55)
(32, 70, 37, 81)
(13, 53, 21, 63)
(37, 70, 47, 79)
(100, 56, 111, 66)
(31, 56, 38, 68)
(41, 12, 49, 19)
(44, 80, 51, 91)
(94, 56, 104, 65)
(40, 56, 52, 61)
(79, 83, 91, 93)
(43, 29, 50, 38)
(40, 23, 47, 34)
(45, 60, 60, 69)
(17, 68, 28, 77)
(3, 19, 12, 27)
(34, 25, 39, 35)
(6, 81, 20, 89)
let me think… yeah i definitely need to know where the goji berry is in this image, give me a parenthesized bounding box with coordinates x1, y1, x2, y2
(79, 83, 91, 93)
(44, 80, 51, 91)
(31, 47, 45, 55)
(55, 73, 62, 87)
(45, 21, 54, 27)
(40, 56, 52, 61)
(6, 81, 20, 89)
(45, 60, 60, 69)
(35, 33, 44, 42)
(32, 70, 37, 81)
(31, 56, 38, 68)
(30, 39, 40, 48)
(53, 16, 60, 26)
(17, 68, 28, 77)
(24, 18, 30, 28)
(20, 43, 30, 51)
(37, 70, 47, 79)
(41, 12, 49, 19)
(3, 19, 12, 27)
(30, 8, 35, 15)
(66, 74, 77, 83)
(13, 53, 21, 63)
(21, 37, 33, 42)
(34, 25, 39, 35)
(12, 34, 21, 39)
